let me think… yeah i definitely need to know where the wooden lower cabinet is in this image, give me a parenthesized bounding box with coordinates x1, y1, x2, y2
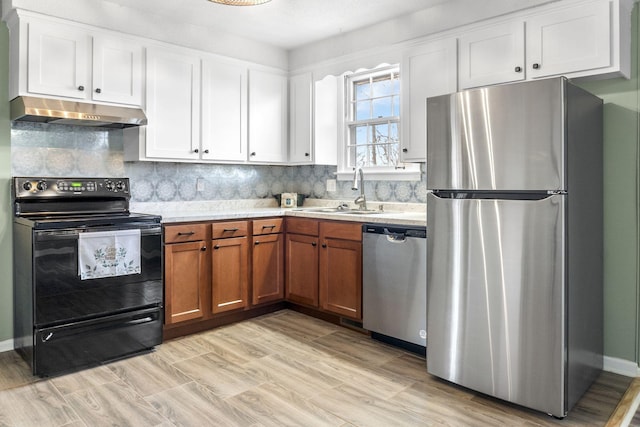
(211, 235, 249, 314)
(252, 232, 285, 305)
(319, 221, 362, 320)
(164, 224, 209, 325)
(286, 233, 319, 306)
(285, 218, 362, 320)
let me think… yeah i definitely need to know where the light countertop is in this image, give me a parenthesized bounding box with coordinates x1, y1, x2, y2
(131, 199, 426, 227)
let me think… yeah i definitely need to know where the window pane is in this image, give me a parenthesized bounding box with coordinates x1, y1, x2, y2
(355, 101, 370, 120)
(372, 74, 395, 97)
(372, 98, 392, 118)
(355, 80, 370, 101)
(355, 145, 367, 167)
(355, 125, 368, 145)
(392, 95, 400, 116)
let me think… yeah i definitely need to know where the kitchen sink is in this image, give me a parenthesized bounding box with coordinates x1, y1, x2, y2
(293, 207, 381, 215)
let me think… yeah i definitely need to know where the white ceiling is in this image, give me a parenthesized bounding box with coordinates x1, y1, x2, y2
(100, 0, 449, 50)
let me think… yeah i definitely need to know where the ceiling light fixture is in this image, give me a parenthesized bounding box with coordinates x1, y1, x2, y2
(208, 0, 271, 5)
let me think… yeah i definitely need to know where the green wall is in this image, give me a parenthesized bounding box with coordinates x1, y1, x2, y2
(0, 21, 12, 344)
(578, 5, 640, 364)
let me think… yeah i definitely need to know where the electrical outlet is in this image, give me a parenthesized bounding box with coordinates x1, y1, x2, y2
(196, 178, 205, 192)
(326, 179, 337, 192)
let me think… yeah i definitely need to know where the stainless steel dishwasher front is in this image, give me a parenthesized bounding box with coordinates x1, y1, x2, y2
(362, 223, 427, 351)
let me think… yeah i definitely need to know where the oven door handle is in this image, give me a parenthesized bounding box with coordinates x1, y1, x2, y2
(34, 226, 161, 241)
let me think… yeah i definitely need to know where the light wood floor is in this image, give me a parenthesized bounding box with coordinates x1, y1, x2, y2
(0, 309, 633, 426)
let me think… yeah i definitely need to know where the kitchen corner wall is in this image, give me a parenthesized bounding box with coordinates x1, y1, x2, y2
(10, 121, 427, 205)
(0, 23, 11, 348)
(577, 4, 640, 368)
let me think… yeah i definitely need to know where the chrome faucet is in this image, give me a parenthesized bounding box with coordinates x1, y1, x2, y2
(352, 168, 367, 211)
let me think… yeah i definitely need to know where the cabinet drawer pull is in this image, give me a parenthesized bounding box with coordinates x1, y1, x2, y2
(532, 63, 540, 70)
(214, 245, 220, 250)
(514, 66, 522, 72)
(201, 246, 207, 251)
(321, 243, 327, 248)
(311, 242, 317, 247)
(177, 231, 195, 236)
(223, 228, 239, 232)
(95, 88, 102, 93)
(255, 240, 260, 245)
(262, 225, 276, 230)
(78, 85, 85, 91)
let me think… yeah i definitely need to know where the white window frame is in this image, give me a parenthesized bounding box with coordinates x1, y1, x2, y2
(336, 65, 420, 181)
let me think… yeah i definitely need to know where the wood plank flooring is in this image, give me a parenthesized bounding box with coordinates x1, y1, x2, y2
(0, 309, 633, 426)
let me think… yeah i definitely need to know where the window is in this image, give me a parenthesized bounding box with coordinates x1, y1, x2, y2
(338, 65, 419, 180)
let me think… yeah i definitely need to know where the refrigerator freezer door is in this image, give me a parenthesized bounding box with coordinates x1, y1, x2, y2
(427, 78, 565, 191)
(426, 192, 566, 417)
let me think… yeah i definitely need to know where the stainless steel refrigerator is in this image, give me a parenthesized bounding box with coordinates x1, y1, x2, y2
(425, 77, 603, 418)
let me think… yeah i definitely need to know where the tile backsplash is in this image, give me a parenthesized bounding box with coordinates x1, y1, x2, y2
(11, 122, 427, 204)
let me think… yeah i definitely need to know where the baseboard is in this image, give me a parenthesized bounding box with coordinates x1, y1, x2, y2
(604, 355, 640, 377)
(0, 338, 14, 353)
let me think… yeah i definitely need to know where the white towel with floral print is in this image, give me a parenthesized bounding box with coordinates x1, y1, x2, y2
(78, 229, 141, 280)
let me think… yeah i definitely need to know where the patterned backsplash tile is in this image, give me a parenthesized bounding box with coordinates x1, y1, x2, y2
(11, 122, 427, 204)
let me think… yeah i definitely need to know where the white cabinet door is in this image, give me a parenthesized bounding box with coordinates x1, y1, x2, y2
(27, 21, 90, 99)
(248, 69, 288, 163)
(458, 21, 525, 89)
(202, 59, 247, 161)
(92, 36, 144, 106)
(526, 1, 611, 79)
(145, 47, 201, 160)
(401, 38, 457, 163)
(289, 72, 313, 164)
(313, 75, 338, 166)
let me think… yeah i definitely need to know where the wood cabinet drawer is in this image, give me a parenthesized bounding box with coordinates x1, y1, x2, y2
(253, 218, 283, 235)
(211, 221, 248, 239)
(164, 223, 208, 243)
(286, 218, 319, 236)
(320, 221, 362, 242)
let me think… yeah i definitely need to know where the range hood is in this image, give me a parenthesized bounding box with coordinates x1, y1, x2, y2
(10, 96, 147, 128)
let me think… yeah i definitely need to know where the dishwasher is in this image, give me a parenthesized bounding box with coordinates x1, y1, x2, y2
(362, 223, 427, 354)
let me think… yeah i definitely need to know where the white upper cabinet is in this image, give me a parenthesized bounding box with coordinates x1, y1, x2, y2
(458, 0, 631, 89)
(27, 21, 90, 100)
(201, 58, 247, 162)
(92, 36, 144, 106)
(16, 16, 144, 106)
(401, 37, 457, 162)
(313, 75, 338, 166)
(144, 47, 201, 160)
(458, 21, 525, 89)
(248, 68, 288, 164)
(289, 72, 313, 164)
(526, 1, 611, 79)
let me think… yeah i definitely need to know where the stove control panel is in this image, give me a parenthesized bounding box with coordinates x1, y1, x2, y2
(14, 177, 131, 198)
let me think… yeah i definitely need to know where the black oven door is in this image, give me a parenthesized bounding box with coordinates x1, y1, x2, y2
(33, 224, 163, 327)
